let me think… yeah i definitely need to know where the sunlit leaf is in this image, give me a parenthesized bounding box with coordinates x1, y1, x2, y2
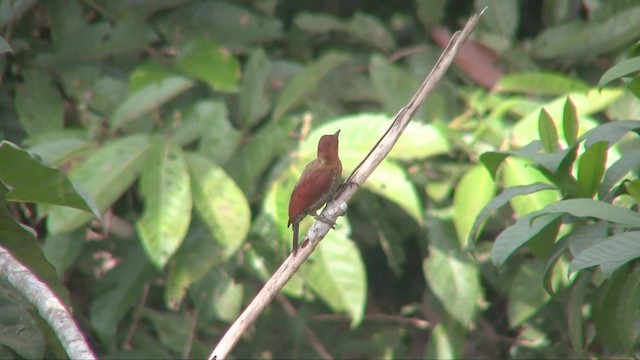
(47, 135, 153, 234)
(577, 141, 607, 198)
(303, 226, 366, 327)
(137, 140, 192, 269)
(453, 165, 495, 248)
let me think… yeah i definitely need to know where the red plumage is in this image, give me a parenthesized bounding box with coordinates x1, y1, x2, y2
(288, 130, 342, 254)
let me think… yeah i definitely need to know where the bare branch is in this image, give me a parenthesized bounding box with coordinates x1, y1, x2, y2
(0, 245, 97, 359)
(209, 9, 486, 360)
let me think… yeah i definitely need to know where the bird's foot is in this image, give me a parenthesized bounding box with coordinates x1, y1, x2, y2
(313, 213, 336, 229)
(339, 180, 359, 190)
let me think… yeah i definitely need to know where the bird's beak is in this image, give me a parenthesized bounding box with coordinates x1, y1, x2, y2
(334, 130, 341, 138)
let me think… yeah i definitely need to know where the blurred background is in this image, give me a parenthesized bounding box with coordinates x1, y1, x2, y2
(1, 0, 640, 358)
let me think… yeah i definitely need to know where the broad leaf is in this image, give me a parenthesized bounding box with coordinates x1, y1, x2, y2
(496, 72, 589, 95)
(540, 199, 640, 227)
(239, 48, 272, 128)
(271, 53, 350, 121)
(599, 57, 640, 87)
(563, 97, 579, 146)
(137, 140, 192, 269)
(187, 153, 250, 258)
(453, 165, 495, 248)
(569, 231, 640, 277)
(508, 260, 550, 327)
(111, 64, 195, 128)
(0, 141, 99, 217)
(14, 69, 64, 136)
(424, 218, 482, 326)
(492, 212, 561, 266)
(468, 182, 556, 247)
(577, 141, 607, 198)
(304, 226, 366, 327)
(176, 37, 240, 92)
(47, 135, 152, 234)
(90, 248, 157, 348)
(538, 108, 559, 153)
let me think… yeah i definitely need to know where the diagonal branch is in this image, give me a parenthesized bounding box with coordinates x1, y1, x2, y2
(209, 9, 486, 360)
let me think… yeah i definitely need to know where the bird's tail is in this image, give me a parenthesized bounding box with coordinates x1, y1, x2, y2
(292, 222, 299, 254)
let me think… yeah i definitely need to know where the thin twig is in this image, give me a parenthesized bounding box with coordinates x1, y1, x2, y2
(312, 313, 429, 329)
(123, 282, 150, 349)
(277, 294, 334, 360)
(208, 9, 486, 360)
(182, 300, 201, 360)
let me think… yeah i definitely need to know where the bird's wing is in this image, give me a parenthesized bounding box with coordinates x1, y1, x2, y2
(288, 165, 334, 223)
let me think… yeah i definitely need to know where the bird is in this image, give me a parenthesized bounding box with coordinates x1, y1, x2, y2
(288, 130, 343, 254)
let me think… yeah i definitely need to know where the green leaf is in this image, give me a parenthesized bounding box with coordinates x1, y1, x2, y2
(0, 141, 99, 217)
(47, 135, 153, 234)
(196, 101, 243, 166)
(453, 165, 495, 248)
(599, 57, 640, 87)
(416, 0, 448, 28)
(538, 108, 559, 153)
(577, 141, 608, 198)
(155, 1, 282, 49)
(496, 72, 589, 95)
(424, 218, 482, 326)
(532, 7, 640, 60)
(567, 273, 590, 355)
(0, 185, 70, 306)
(271, 52, 350, 121)
(343, 12, 395, 51)
(140, 309, 189, 354)
(370, 55, 424, 118)
(13, 69, 64, 136)
(513, 88, 623, 146)
(225, 120, 293, 196)
(187, 153, 250, 258)
(617, 264, 640, 349)
(542, 235, 569, 295)
(424, 322, 465, 359)
(165, 225, 221, 308)
(42, 230, 85, 278)
(176, 37, 239, 92)
(476, 0, 519, 37)
(304, 227, 366, 327)
(0, 35, 12, 54)
(508, 260, 550, 327)
(190, 268, 244, 323)
(502, 157, 559, 216)
(301, 113, 449, 161)
(468, 182, 556, 247)
(629, 76, 640, 99)
(294, 11, 395, 51)
(541, 199, 640, 227)
(563, 97, 579, 146)
(0, 295, 44, 359)
(567, 221, 608, 258)
(137, 140, 192, 269)
(90, 247, 157, 348)
(593, 267, 627, 348)
(28, 136, 91, 166)
(569, 231, 640, 277)
(579, 119, 640, 148)
(239, 48, 272, 128)
(111, 66, 195, 129)
(492, 212, 562, 266)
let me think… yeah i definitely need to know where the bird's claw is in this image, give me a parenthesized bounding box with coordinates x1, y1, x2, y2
(313, 213, 336, 229)
(340, 180, 359, 190)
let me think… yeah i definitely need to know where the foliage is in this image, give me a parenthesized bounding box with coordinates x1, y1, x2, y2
(1, 0, 640, 358)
